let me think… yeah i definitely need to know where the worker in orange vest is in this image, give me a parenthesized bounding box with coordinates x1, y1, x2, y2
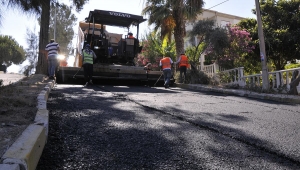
(176, 53, 189, 83)
(128, 32, 134, 38)
(159, 56, 173, 88)
(60, 59, 68, 67)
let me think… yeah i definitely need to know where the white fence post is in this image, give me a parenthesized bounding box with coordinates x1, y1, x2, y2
(238, 67, 245, 87)
(200, 54, 205, 71)
(275, 72, 280, 88)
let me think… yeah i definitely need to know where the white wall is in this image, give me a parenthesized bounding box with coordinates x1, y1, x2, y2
(185, 9, 246, 48)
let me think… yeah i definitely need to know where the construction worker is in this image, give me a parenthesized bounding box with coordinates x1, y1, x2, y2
(159, 56, 173, 88)
(82, 44, 97, 87)
(128, 32, 134, 38)
(45, 39, 60, 79)
(176, 53, 189, 83)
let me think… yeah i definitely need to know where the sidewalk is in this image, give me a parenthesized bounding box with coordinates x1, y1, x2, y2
(175, 83, 300, 104)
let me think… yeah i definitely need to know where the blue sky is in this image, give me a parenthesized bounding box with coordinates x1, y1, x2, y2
(1, 0, 256, 73)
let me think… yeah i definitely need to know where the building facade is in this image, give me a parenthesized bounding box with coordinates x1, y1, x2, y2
(185, 9, 246, 48)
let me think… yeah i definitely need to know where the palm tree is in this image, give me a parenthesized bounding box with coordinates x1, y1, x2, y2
(142, 0, 204, 58)
(142, 2, 175, 43)
(1, 0, 89, 74)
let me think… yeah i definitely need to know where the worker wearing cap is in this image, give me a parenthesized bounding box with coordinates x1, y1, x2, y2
(82, 44, 97, 87)
(128, 32, 134, 38)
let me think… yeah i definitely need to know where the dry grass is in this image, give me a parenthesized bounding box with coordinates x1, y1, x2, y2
(0, 74, 51, 157)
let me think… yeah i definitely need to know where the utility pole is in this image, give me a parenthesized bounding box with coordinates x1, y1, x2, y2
(255, 0, 269, 91)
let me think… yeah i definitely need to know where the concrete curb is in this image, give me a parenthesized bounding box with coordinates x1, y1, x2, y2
(0, 80, 55, 170)
(175, 83, 300, 104)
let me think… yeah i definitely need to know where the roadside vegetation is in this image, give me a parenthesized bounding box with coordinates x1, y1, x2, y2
(139, 0, 300, 87)
(0, 0, 89, 75)
(0, 74, 49, 125)
(285, 63, 300, 70)
(0, 74, 50, 157)
(0, 35, 26, 71)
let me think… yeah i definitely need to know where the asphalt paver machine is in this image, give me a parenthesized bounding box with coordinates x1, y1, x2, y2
(56, 9, 167, 86)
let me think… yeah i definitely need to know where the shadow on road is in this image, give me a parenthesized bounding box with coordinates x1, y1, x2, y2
(37, 85, 300, 169)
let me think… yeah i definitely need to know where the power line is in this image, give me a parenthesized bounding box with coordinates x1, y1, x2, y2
(206, 0, 230, 10)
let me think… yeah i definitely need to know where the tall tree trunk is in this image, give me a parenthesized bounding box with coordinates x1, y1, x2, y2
(173, 16, 185, 58)
(273, 57, 285, 71)
(172, 1, 185, 59)
(36, 0, 50, 74)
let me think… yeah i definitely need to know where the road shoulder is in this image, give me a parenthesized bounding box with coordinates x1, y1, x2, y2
(0, 74, 55, 170)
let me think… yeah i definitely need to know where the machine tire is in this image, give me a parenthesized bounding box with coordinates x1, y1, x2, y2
(56, 75, 63, 84)
(55, 70, 64, 84)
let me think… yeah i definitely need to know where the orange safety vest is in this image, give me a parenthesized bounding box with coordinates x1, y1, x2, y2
(179, 55, 189, 67)
(161, 57, 172, 69)
(60, 59, 68, 67)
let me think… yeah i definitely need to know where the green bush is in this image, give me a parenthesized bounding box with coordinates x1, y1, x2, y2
(174, 68, 210, 84)
(218, 72, 233, 84)
(285, 63, 300, 70)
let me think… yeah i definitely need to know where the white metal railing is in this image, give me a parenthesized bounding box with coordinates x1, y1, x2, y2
(219, 67, 245, 86)
(197, 63, 300, 93)
(219, 67, 300, 93)
(198, 63, 225, 77)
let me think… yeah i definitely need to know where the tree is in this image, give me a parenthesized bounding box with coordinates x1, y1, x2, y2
(1, 0, 50, 74)
(0, 1, 4, 26)
(239, 0, 300, 71)
(47, 3, 77, 57)
(35, 0, 51, 75)
(217, 24, 255, 70)
(236, 19, 261, 74)
(137, 31, 176, 70)
(140, 32, 162, 66)
(142, 2, 176, 43)
(1, 0, 89, 75)
(187, 19, 229, 65)
(22, 28, 39, 76)
(142, 0, 204, 58)
(187, 19, 257, 74)
(37, 0, 88, 74)
(0, 35, 26, 67)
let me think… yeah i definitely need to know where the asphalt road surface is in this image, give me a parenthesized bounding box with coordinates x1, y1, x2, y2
(37, 83, 300, 170)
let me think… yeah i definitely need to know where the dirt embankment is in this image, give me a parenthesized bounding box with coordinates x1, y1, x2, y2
(0, 74, 50, 157)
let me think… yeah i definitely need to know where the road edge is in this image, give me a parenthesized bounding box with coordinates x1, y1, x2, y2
(175, 83, 300, 104)
(0, 80, 55, 170)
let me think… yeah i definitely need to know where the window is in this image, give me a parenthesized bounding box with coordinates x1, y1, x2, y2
(221, 20, 230, 28)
